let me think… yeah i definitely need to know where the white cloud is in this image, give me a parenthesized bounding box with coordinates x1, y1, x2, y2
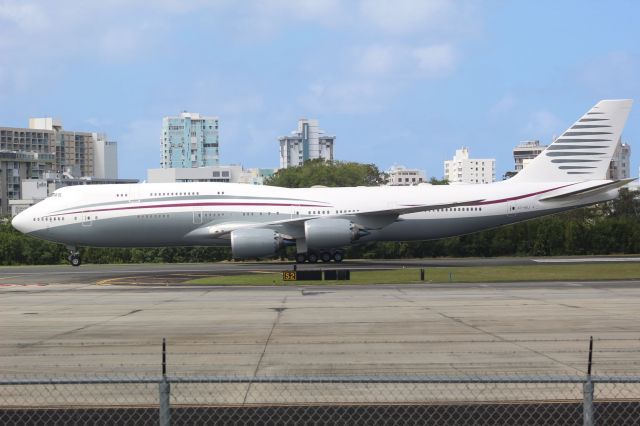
(578, 51, 640, 95)
(411, 43, 456, 77)
(360, 0, 452, 34)
(357, 45, 396, 75)
(299, 81, 387, 114)
(355, 43, 458, 78)
(524, 110, 563, 138)
(0, 1, 47, 31)
(489, 95, 518, 119)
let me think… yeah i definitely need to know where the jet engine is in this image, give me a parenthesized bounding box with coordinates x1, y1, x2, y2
(304, 218, 366, 249)
(231, 228, 285, 259)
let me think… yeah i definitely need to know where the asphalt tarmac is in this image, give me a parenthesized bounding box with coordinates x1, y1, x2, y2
(1, 259, 640, 379)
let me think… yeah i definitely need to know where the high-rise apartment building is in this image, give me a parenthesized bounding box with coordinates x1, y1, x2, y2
(444, 147, 495, 184)
(278, 119, 334, 168)
(607, 140, 631, 180)
(93, 134, 118, 179)
(513, 140, 547, 172)
(0, 118, 117, 215)
(161, 112, 219, 168)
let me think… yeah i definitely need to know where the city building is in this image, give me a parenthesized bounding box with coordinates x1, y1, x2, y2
(444, 147, 495, 184)
(387, 165, 427, 186)
(0, 118, 118, 215)
(148, 166, 275, 185)
(513, 140, 547, 172)
(93, 134, 118, 179)
(0, 151, 54, 215)
(278, 119, 334, 168)
(161, 112, 219, 168)
(607, 140, 631, 180)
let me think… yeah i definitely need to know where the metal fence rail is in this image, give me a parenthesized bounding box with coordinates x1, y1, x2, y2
(1, 375, 640, 425)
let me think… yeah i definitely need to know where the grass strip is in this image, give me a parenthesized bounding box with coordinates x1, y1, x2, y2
(185, 263, 640, 286)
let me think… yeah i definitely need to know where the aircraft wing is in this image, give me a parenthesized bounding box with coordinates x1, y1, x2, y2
(200, 198, 485, 238)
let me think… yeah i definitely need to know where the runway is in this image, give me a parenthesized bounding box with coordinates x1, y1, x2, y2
(2, 256, 640, 286)
(2, 271, 640, 378)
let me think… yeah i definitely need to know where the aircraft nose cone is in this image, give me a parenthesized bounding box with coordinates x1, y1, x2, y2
(11, 210, 30, 234)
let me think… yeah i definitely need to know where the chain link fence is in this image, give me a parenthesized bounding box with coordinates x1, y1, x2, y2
(1, 375, 639, 425)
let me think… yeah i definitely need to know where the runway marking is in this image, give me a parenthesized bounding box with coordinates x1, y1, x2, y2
(0, 283, 46, 287)
(0, 275, 27, 280)
(96, 273, 215, 286)
(534, 257, 640, 263)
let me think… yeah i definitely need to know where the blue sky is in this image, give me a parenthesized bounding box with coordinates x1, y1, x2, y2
(1, 0, 638, 181)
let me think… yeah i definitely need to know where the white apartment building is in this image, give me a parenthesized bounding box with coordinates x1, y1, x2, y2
(278, 119, 334, 168)
(387, 165, 427, 186)
(93, 134, 118, 179)
(444, 147, 495, 184)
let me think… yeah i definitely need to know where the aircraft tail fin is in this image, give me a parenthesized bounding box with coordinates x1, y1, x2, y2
(512, 99, 632, 182)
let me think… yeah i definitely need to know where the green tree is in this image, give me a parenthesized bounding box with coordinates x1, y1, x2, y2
(265, 159, 387, 188)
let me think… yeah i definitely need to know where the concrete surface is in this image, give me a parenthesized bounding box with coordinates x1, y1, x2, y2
(2, 279, 640, 378)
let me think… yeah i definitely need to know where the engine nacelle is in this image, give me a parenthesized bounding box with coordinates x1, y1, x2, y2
(304, 218, 362, 249)
(231, 228, 284, 259)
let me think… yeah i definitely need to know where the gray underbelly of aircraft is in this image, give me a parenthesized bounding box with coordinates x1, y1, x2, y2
(33, 213, 230, 248)
(365, 209, 564, 242)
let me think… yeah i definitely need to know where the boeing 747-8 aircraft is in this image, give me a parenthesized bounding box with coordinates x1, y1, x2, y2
(11, 100, 634, 266)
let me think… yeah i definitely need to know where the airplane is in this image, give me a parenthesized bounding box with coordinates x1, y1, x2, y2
(11, 99, 634, 266)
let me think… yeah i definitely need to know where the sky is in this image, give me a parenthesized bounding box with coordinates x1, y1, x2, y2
(1, 0, 639, 181)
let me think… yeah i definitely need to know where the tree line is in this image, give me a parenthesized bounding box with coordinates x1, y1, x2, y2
(1, 160, 638, 265)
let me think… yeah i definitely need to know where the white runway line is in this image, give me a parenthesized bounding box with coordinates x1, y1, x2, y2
(533, 258, 640, 263)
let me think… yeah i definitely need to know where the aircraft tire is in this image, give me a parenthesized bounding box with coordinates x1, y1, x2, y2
(70, 255, 81, 267)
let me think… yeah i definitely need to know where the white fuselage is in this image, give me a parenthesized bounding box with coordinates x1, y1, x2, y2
(11, 179, 620, 249)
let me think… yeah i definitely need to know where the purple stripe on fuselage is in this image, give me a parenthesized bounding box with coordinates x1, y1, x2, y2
(49, 202, 330, 217)
(476, 183, 575, 205)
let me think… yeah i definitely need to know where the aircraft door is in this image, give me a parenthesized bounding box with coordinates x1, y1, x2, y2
(193, 208, 203, 224)
(81, 211, 93, 227)
(507, 202, 517, 216)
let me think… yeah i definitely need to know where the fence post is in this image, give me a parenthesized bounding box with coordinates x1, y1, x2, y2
(420, 268, 425, 281)
(583, 336, 594, 426)
(583, 379, 594, 426)
(159, 338, 171, 426)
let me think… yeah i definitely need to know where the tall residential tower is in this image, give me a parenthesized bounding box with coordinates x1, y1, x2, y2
(278, 119, 334, 168)
(161, 112, 219, 168)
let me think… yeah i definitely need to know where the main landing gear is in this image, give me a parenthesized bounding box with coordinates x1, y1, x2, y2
(295, 250, 344, 264)
(67, 247, 81, 267)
